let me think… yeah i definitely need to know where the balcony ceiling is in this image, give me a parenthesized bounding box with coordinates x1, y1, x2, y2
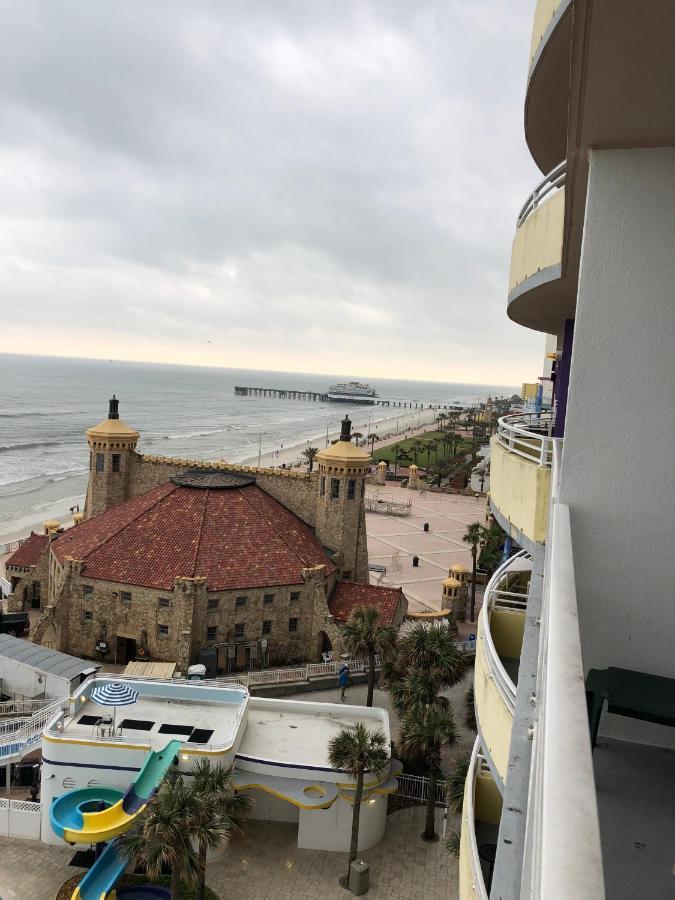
(525, 1, 573, 175)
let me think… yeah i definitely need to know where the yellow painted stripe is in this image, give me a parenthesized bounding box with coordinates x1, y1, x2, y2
(237, 782, 336, 810)
(44, 733, 232, 756)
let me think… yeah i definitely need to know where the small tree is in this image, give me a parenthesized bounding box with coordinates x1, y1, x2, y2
(117, 776, 200, 900)
(328, 724, 389, 885)
(463, 522, 484, 621)
(342, 606, 397, 706)
(352, 431, 363, 446)
(399, 699, 458, 841)
(302, 446, 318, 472)
(368, 433, 380, 453)
(190, 760, 251, 900)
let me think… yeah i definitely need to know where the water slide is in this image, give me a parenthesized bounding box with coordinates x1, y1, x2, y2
(50, 740, 180, 900)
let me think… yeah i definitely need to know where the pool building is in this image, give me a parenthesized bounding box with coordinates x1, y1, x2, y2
(42, 675, 399, 868)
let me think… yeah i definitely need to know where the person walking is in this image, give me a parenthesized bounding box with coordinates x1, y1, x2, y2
(338, 663, 350, 702)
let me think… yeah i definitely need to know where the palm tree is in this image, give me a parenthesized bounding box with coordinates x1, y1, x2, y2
(342, 606, 397, 706)
(411, 440, 425, 465)
(190, 760, 251, 900)
(399, 699, 458, 841)
(391, 622, 467, 700)
(446, 754, 471, 815)
(328, 724, 390, 884)
(367, 432, 379, 453)
(117, 776, 201, 900)
(352, 431, 363, 446)
(437, 412, 448, 431)
(454, 433, 465, 456)
(302, 446, 318, 472)
(463, 522, 484, 621)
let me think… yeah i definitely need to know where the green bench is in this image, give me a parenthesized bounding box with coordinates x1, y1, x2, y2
(585, 666, 675, 748)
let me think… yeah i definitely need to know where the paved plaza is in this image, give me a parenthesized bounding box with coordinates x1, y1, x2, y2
(0, 803, 458, 900)
(0, 679, 467, 899)
(366, 482, 486, 623)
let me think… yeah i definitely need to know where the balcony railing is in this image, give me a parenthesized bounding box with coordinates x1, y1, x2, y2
(461, 737, 490, 900)
(480, 551, 531, 715)
(520, 488, 604, 896)
(517, 161, 566, 228)
(495, 413, 554, 467)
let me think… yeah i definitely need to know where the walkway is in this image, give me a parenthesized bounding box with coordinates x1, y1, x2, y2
(365, 482, 486, 620)
(206, 806, 458, 899)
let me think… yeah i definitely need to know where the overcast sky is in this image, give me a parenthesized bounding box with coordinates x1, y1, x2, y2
(0, 1, 543, 385)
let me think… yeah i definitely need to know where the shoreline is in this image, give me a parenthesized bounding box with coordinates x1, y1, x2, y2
(0, 406, 447, 546)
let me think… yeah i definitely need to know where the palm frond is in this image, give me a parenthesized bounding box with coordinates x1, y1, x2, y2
(328, 724, 390, 780)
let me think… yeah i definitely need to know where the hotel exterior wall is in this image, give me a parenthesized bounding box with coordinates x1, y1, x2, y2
(560, 149, 675, 678)
(489, 438, 550, 545)
(475, 617, 513, 785)
(509, 187, 564, 299)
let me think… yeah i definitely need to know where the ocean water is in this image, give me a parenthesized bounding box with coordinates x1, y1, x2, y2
(0, 354, 516, 541)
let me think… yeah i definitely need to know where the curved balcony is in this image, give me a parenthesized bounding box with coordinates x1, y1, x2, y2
(508, 164, 575, 334)
(474, 552, 531, 786)
(459, 737, 503, 900)
(525, 0, 573, 174)
(489, 414, 554, 548)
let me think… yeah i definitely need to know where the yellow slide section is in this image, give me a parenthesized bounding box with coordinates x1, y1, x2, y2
(63, 797, 146, 844)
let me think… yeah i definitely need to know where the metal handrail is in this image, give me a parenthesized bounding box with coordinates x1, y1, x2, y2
(466, 736, 489, 900)
(521, 502, 604, 899)
(517, 161, 566, 227)
(480, 554, 530, 711)
(495, 413, 554, 467)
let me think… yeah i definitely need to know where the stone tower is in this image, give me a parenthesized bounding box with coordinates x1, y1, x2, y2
(84, 396, 140, 519)
(314, 415, 371, 583)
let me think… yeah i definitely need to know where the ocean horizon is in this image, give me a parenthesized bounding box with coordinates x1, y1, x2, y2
(0, 353, 517, 542)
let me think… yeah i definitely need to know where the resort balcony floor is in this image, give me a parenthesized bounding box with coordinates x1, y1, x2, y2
(500, 656, 520, 688)
(594, 732, 675, 900)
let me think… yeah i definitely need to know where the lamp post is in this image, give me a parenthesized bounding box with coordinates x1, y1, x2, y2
(257, 433, 267, 468)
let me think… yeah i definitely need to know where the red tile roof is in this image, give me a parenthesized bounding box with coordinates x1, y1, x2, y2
(6, 532, 49, 569)
(329, 582, 405, 627)
(52, 481, 335, 591)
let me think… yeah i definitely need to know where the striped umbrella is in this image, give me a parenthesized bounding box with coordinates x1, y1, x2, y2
(91, 681, 139, 731)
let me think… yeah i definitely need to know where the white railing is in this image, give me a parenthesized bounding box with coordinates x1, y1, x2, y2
(480, 552, 531, 710)
(466, 737, 490, 900)
(0, 698, 55, 718)
(394, 772, 447, 807)
(517, 161, 566, 228)
(521, 501, 604, 899)
(495, 413, 554, 466)
(0, 538, 25, 556)
(113, 656, 387, 690)
(0, 697, 69, 760)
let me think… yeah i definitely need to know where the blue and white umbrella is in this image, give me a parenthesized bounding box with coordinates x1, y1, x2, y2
(91, 681, 139, 730)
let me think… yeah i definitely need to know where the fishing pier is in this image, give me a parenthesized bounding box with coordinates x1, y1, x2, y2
(234, 386, 392, 405)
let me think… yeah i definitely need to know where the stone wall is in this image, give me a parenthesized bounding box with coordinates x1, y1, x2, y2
(314, 463, 369, 582)
(6, 548, 50, 613)
(41, 561, 340, 670)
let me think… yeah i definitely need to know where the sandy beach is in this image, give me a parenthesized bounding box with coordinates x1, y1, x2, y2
(240, 405, 441, 469)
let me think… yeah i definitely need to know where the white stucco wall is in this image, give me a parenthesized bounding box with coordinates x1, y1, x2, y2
(560, 147, 675, 679)
(297, 793, 387, 852)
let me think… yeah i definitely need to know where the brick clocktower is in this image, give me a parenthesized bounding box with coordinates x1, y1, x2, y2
(84, 396, 140, 519)
(314, 415, 371, 582)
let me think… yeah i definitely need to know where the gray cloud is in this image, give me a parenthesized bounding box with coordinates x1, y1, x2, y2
(0, 0, 544, 382)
